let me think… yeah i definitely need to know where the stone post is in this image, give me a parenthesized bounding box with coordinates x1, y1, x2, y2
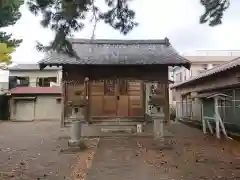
(152, 106, 165, 141)
(68, 106, 86, 147)
(151, 106, 172, 149)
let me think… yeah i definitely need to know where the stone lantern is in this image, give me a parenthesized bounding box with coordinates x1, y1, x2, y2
(148, 86, 166, 145)
(68, 91, 87, 147)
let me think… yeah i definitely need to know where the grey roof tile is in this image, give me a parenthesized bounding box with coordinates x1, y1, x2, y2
(171, 56, 240, 89)
(38, 38, 191, 68)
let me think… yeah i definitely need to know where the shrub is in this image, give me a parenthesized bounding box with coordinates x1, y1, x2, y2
(170, 106, 176, 121)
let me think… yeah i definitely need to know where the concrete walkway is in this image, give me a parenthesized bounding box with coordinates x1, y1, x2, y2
(86, 137, 160, 180)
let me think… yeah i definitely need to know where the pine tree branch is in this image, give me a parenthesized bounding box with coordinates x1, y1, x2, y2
(27, 0, 137, 57)
(200, 0, 230, 26)
(27, 0, 232, 58)
(0, 0, 23, 48)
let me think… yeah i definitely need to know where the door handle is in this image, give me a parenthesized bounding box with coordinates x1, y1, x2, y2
(117, 95, 120, 100)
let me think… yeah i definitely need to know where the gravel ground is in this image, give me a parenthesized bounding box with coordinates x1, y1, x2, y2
(137, 122, 240, 180)
(0, 121, 98, 180)
(3, 120, 240, 180)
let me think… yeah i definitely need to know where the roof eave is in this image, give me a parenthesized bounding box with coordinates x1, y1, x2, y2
(170, 63, 191, 70)
(39, 63, 47, 70)
(39, 63, 62, 70)
(183, 63, 191, 70)
(39, 62, 191, 69)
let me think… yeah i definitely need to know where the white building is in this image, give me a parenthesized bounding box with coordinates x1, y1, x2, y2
(169, 50, 240, 104)
(8, 64, 62, 89)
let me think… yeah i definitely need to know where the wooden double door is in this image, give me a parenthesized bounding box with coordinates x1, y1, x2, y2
(103, 79, 129, 117)
(90, 79, 143, 118)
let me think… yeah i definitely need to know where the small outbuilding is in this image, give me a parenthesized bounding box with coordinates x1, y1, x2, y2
(7, 87, 62, 121)
(38, 38, 191, 135)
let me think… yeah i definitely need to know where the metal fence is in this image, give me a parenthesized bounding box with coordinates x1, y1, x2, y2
(175, 101, 202, 122)
(175, 100, 240, 127)
(218, 100, 240, 127)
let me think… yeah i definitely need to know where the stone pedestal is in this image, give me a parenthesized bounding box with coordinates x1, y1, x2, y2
(68, 120, 83, 146)
(152, 107, 172, 149)
(68, 106, 86, 147)
(152, 110, 165, 141)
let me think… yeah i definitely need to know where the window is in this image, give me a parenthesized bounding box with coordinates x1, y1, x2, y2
(104, 80, 116, 95)
(184, 70, 187, 80)
(119, 80, 128, 95)
(37, 77, 57, 87)
(172, 91, 176, 101)
(74, 107, 79, 113)
(16, 77, 29, 87)
(175, 72, 182, 83)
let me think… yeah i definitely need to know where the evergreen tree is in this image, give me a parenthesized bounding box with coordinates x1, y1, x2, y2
(200, 0, 230, 26)
(27, 0, 138, 57)
(0, 0, 23, 47)
(0, 0, 23, 64)
(26, 0, 230, 57)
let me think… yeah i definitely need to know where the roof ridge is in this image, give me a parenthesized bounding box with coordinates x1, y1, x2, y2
(69, 38, 170, 45)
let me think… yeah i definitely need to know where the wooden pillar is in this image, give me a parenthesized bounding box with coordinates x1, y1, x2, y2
(9, 98, 15, 120)
(87, 80, 92, 122)
(214, 97, 220, 139)
(61, 82, 66, 127)
(84, 78, 89, 122)
(165, 82, 170, 123)
(141, 81, 146, 119)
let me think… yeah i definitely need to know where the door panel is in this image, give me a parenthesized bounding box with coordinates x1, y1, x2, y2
(129, 95, 143, 116)
(91, 80, 104, 117)
(91, 96, 104, 116)
(117, 79, 129, 116)
(94, 79, 143, 118)
(117, 95, 129, 116)
(103, 80, 117, 116)
(103, 96, 117, 116)
(128, 81, 144, 116)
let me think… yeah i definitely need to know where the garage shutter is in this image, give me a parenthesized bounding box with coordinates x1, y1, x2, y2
(15, 100, 34, 121)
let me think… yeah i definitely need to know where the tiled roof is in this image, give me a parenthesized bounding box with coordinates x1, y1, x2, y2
(38, 38, 191, 68)
(7, 87, 62, 95)
(9, 64, 61, 71)
(171, 56, 240, 89)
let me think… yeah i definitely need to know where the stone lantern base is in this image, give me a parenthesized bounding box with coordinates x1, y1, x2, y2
(68, 120, 83, 147)
(152, 110, 173, 150)
(68, 106, 86, 148)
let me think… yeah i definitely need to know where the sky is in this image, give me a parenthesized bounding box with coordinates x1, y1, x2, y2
(5, 0, 240, 63)
(1, 0, 240, 81)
